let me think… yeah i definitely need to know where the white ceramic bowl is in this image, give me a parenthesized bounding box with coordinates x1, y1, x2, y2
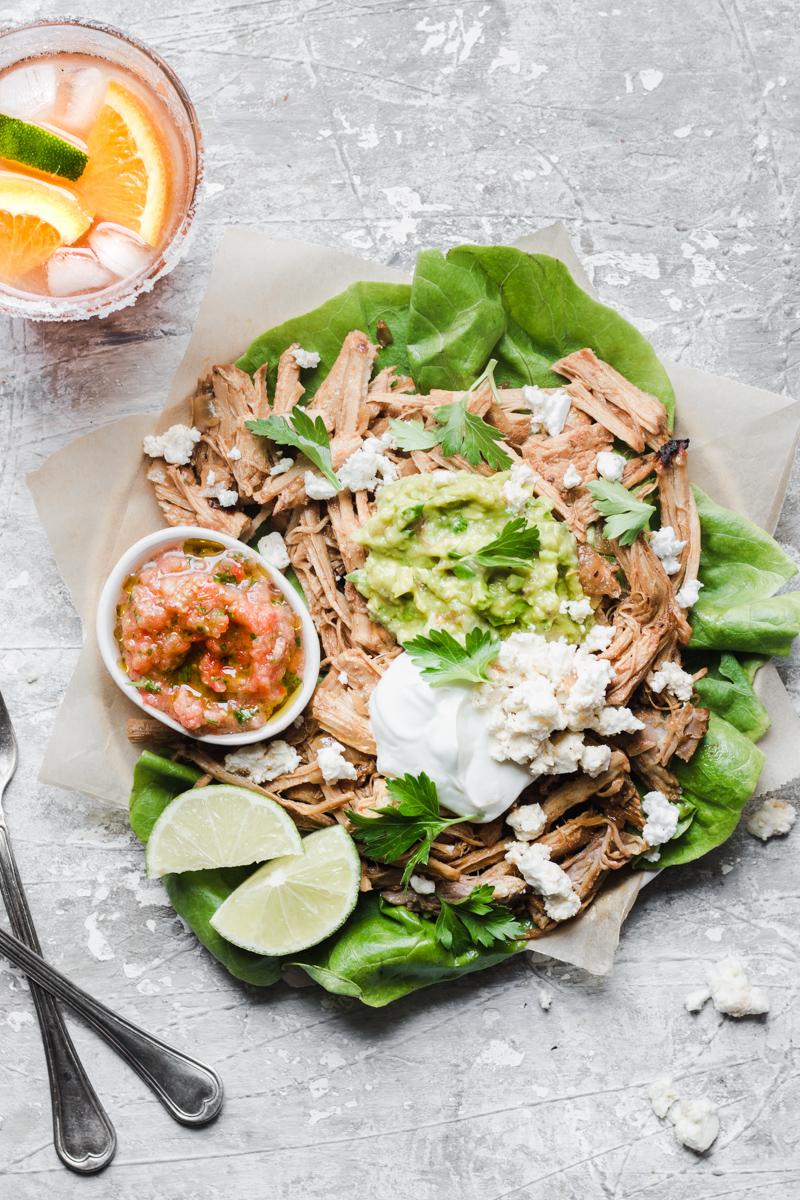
(96, 525, 320, 746)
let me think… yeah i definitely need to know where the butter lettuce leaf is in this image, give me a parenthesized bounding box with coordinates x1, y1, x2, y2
(690, 486, 800, 655)
(236, 280, 411, 399)
(655, 713, 765, 868)
(688, 651, 770, 741)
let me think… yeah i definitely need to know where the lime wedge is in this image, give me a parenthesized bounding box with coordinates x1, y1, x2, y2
(146, 784, 302, 878)
(0, 113, 88, 181)
(210, 825, 361, 956)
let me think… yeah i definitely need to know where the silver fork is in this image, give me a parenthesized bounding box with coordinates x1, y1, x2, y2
(0, 690, 116, 1173)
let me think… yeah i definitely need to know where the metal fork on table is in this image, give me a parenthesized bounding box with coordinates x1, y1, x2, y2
(0, 689, 224, 1173)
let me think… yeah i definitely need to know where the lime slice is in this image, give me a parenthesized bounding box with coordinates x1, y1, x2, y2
(0, 113, 88, 181)
(210, 825, 361, 956)
(146, 784, 302, 878)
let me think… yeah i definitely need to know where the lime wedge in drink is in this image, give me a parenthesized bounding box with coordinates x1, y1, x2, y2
(210, 825, 361, 956)
(0, 113, 89, 181)
(146, 784, 302, 878)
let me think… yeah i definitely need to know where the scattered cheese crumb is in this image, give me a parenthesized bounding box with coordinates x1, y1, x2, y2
(675, 577, 703, 608)
(505, 842, 580, 921)
(647, 660, 694, 702)
(270, 456, 294, 476)
(522, 386, 572, 437)
(649, 1076, 678, 1119)
(337, 433, 397, 493)
(649, 1078, 720, 1154)
(227, 446, 242, 461)
(258, 531, 290, 571)
(337, 670, 349, 686)
(143, 424, 201, 466)
(206, 469, 217, 486)
(583, 623, 614, 654)
(745, 797, 796, 841)
(507, 803, 546, 841)
(595, 450, 626, 482)
(684, 986, 711, 1013)
(409, 874, 435, 895)
(537, 987, 553, 1011)
(317, 738, 358, 783)
(559, 597, 593, 623)
(224, 740, 300, 784)
(502, 462, 536, 512)
(650, 525, 686, 575)
(304, 471, 338, 501)
(706, 956, 769, 1017)
(642, 790, 680, 846)
(292, 347, 321, 369)
(214, 486, 239, 508)
(562, 463, 583, 489)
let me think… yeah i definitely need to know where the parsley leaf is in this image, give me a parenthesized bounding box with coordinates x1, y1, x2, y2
(246, 409, 339, 490)
(390, 359, 511, 470)
(405, 627, 500, 688)
(469, 517, 540, 568)
(347, 772, 461, 885)
(587, 478, 656, 546)
(434, 884, 528, 953)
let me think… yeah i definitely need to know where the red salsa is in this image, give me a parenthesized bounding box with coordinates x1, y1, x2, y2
(116, 539, 303, 734)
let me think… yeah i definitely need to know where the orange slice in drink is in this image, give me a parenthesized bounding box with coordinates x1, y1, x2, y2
(0, 171, 92, 281)
(77, 81, 169, 246)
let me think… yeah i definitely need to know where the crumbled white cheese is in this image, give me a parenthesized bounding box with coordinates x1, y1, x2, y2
(270, 456, 294, 476)
(671, 1098, 720, 1153)
(745, 797, 797, 841)
(409, 874, 436, 895)
(227, 446, 242, 461)
(292, 347, 321, 369)
(684, 986, 711, 1013)
(650, 525, 686, 575)
(224, 739, 300, 784)
(642, 790, 680, 847)
(647, 659, 694, 702)
(317, 738, 358, 783)
(560, 597, 594, 623)
(538, 987, 553, 1011)
(143, 423, 201, 466)
(506, 803, 546, 841)
(675, 577, 703, 608)
(337, 670, 350, 686)
(649, 1076, 678, 1119)
(474, 631, 638, 779)
(580, 743, 612, 777)
(562, 463, 583, 489)
(595, 450, 626, 482)
(502, 462, 536, 512)
(304, 471, 338, 501)
(206, 469, 217, 486)
(522, 385, 572, 437)
(506, 841, 580, 921)
(337, 433, 397, 493)
(258, 531, 290, 571)
(706, 956, 769, 1017)
(583, 623, 615, 654)
(214, 486, 239, 508)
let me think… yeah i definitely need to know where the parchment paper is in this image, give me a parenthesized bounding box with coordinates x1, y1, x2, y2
(28, 224, 800, 975)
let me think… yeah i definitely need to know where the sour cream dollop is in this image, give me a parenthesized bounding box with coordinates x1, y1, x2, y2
(369, 653, 531, 822)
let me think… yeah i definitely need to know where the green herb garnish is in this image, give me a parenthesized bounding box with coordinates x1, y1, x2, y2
(587, 479, 656, 546)
(390, 359, 511, 470)
(213, 570, 238, 584)
(467, 517, 540, 569)
(130, 679, 161, 694)
(434, 884, 528, 953)
(404, 627, 500, 688)
(233, 706, 257, 726)
(247, 409, 339, 490)
(347, 772, 461, 885)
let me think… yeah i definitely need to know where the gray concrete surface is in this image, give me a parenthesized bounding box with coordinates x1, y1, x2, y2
(1, 1, 799, 1197)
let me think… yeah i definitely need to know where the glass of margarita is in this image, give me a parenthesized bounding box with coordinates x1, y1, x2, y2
(0, 19, 202, 320)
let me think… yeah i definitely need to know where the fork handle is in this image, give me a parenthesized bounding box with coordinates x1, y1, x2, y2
(0, 920, 224, 1127)
(0, 823, 116, 1173)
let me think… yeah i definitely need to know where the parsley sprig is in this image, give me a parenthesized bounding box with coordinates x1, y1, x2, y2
(390, 359, 511, 470)
(434, 884, 528, 953)
(246, 409, 339, 490)
(405, 627, 500, 688)
(467, 517, 540, 568)
(347, 772, 461, 885)
(587, 478, 655, 546)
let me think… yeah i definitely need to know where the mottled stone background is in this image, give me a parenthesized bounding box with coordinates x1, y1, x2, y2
(1, 1, 798, 1197)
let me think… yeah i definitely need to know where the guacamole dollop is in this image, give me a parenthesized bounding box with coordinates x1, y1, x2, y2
(349, 470, 589, 643)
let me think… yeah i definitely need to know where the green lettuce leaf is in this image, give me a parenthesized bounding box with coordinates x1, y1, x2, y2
(129, 753, 519, 1002)
(236, 281, 411, 399)
(655, 713, 765, 867)
(408, 246, 675, 419)
(691, 486, 800, 655)
(689, 651, 770, 741)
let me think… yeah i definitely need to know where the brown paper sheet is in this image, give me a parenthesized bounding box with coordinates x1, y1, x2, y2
(28, 224, 800, 976)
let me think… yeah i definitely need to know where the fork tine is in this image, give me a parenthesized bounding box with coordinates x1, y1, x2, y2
(0, 687, 19, 802)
